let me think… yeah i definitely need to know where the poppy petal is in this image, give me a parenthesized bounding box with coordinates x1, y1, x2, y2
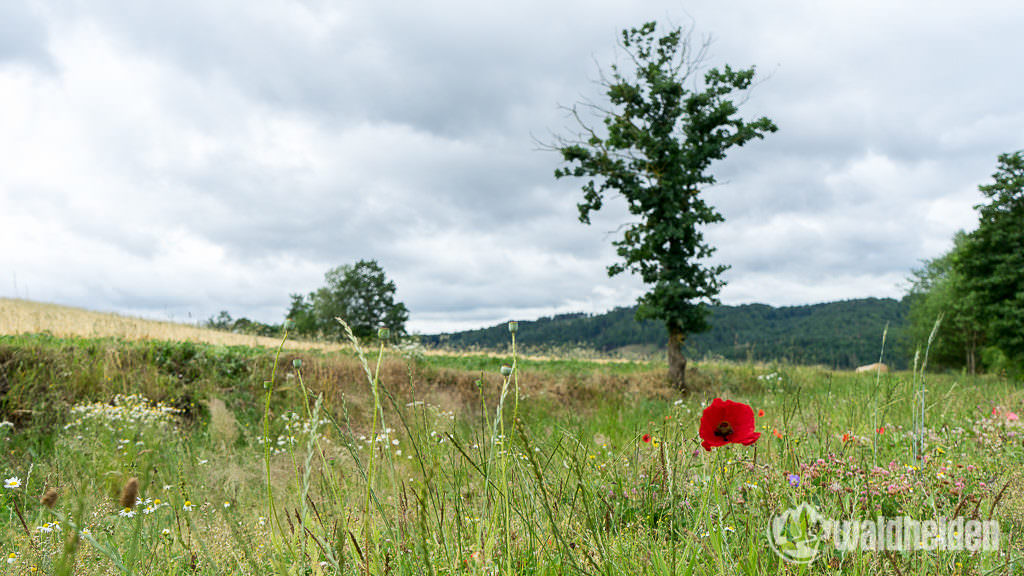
(699, 398, 760, 450)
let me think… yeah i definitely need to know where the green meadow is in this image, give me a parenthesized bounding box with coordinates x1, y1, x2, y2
(0, 328, 1021, 575)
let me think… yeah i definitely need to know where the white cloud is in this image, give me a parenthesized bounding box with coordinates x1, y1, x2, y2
(1, 0, 1021, 333)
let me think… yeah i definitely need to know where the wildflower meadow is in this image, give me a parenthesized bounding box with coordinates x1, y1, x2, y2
(0, 321, 1021, 575)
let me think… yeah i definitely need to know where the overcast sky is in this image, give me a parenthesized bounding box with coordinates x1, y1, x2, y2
(2, 1, 1021, 334)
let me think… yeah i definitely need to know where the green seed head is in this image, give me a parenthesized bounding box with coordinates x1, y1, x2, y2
(292, 359, 302, 369)
(500, 365, 513, 376)
(508, 320, 519, 333)
(378, 326, 391, 340)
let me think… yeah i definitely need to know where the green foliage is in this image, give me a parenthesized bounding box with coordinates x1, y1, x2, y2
(690, 299, 910, 369)
(290, 259, 409, 342)
(206, 310, 234, 331)
(422, 298, 910, 369)
(906, 232, 983, 372)
(0, 335, 269, 438)
(553, 21, 776, 387)
(204, 310, 282, 337)
(956, 151, 1024, 370)
(284, 293, 317, 335)
(0, 331, 1021, 574)
(908, 151, 1024, 375)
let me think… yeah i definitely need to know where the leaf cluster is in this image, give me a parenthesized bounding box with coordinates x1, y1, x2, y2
(288, 259, 409, 342)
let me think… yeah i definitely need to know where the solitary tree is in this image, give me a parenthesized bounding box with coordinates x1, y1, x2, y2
(289, 260, 409, 341)
(206, 310, 234, 331)
(553, 22, 776, 390)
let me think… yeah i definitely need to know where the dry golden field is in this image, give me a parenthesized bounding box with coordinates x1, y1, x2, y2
(0, 298, 635, 364)
(0, 297, 346, 351)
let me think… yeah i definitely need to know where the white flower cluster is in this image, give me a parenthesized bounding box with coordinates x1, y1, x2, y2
(141, 497, 171, 515)
(280, 410, 328, 437)
(36, 521, 61, 534)
(256, 411, 329, 455)
(64, 394, 182, 433)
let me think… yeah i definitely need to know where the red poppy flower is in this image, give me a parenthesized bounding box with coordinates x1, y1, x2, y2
(642, 433, 652, 443)
(772, 428, 783, 439)
(877, 427, 885, 434)
(699, 398, 761, 451)
(757, 409, 765, 417)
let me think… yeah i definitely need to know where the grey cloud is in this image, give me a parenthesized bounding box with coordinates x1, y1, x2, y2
(51, 2, 572, 135)
(3, 1, 1023, 333)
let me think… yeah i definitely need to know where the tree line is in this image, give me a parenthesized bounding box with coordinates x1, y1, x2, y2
(905, 151, 1024, 376)
(421, 298, 911, 370)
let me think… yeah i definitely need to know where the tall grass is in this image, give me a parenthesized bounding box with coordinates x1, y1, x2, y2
(0, 327, 1020, 574)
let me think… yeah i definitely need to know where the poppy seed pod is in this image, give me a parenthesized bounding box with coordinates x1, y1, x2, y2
(508, 321, 518, 333)
(500, 365, 513, 376)
(378, 327, 391, 340)
(292, 359, 302, 369)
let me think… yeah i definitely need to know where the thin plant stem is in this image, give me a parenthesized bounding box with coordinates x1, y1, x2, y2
(915, 314, 943, 461)
(263, 325, 291, 542)
(872, 323, 888, 469)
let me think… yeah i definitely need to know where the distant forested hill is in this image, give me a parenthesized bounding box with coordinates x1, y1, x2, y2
(420, 298, 911, 369)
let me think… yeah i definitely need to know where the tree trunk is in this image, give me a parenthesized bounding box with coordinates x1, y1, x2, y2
(667, 327, 687, 392)
(966, 330, 977, 376)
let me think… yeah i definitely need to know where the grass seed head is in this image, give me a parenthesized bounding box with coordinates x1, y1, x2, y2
(40, 487, 58, 509)
(120, 477, 140, 509)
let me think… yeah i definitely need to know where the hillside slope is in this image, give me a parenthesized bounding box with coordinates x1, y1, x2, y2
(422, 298, 911, 369)
(0, 298, 344, 352)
